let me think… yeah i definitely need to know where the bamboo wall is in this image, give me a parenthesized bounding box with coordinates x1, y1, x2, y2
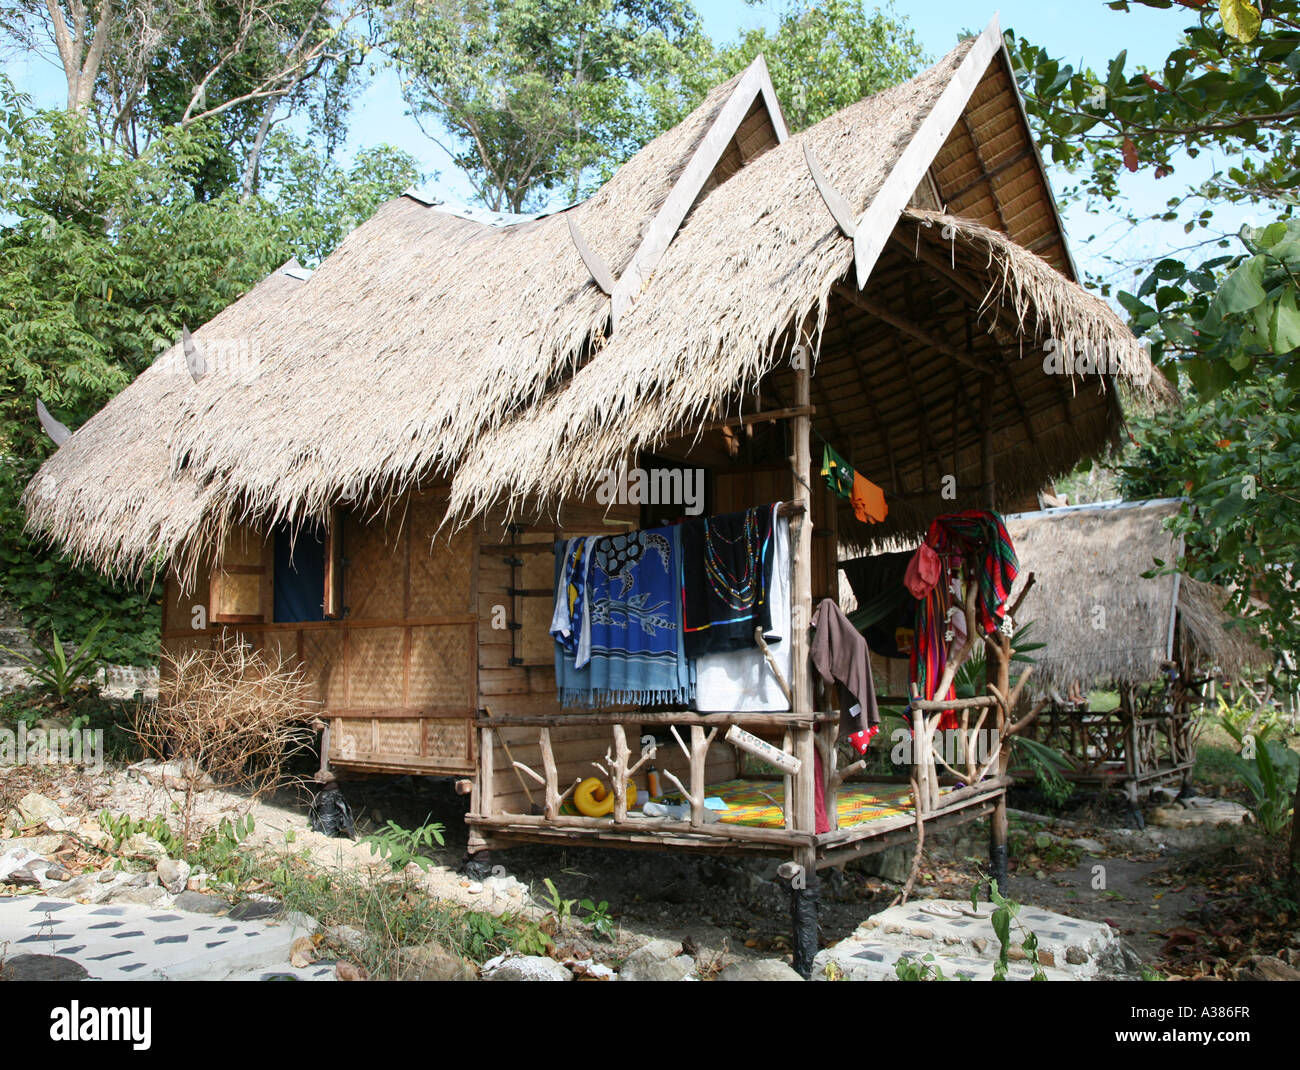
(161, 489, 480, 776)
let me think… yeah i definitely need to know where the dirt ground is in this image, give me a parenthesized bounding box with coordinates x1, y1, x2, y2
(4, 759, 1286, 973)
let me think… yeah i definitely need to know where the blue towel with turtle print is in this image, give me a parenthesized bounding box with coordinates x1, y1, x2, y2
(555, 525, 693, 707)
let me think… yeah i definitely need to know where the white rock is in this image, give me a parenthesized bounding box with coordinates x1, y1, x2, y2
(482, 954, 572, 981)
(156, 857, 191, 894)
(16, 792, 64, 828)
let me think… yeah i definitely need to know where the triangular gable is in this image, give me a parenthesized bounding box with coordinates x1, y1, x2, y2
(850, 16, 1005, 288)
(610, 55, 787, 326)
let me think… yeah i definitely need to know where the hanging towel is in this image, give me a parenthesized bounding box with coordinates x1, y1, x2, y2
(556, 526, 693, 707)
(551, 536, 596, 666)
(694, 506, 791, 711)
(681, 505, 776, 658)
(850, 471, 888, 524)
(906, 510, 1019, 728)
(820, 443, 855, 499)
(810, 598, 880, 754)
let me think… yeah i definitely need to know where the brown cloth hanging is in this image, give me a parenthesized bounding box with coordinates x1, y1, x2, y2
(810, 598, 880, 744)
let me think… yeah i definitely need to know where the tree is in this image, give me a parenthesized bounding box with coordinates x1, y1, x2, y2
(715, 0, 926, 132)
(3, 0, 375, 198)
(0, 74, 417, 661)
(383, 0, 712, 212)
(1010, 0, 1300, 885)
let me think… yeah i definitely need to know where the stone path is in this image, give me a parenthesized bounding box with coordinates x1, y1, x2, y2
(0, 895, 332, 981)
(813, 898, 1136, 981)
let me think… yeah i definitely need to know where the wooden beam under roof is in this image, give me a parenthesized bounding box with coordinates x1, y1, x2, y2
(831, 284, 997, 376)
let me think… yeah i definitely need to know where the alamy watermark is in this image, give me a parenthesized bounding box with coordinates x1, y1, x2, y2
(0, 723, 103, 771)
(1042, 337, 1154, 386)
(594, 467, 705, 515)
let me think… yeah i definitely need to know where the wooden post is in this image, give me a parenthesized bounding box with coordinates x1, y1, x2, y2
(791, 342, 815, 835)
(539, 727, 559, 821)
(979, 380, 1008, 892)
(612, 724, 631, 823)
(480, 726, 496, 816)
(689, 725, 708, 828)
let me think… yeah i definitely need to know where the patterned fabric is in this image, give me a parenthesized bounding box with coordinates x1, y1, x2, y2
(681, 506, 776, 658)
(555, 526, 694, 707)
(907, 511, 1019, 729)
(562, 779, 932, 829)
(550, 536, 594, 663)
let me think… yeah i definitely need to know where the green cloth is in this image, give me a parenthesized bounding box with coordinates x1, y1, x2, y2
(821, 443, 854, 500)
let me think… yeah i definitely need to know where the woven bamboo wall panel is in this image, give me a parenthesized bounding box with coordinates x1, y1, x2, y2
(425, 718, 470, 763)
(408, 624, 473, 708)
(222, 524, 264, 567)
(344, 513, 404, 620)
(301, 629, 346, 707)
(348, 626, 405, 707)
(257, 629, 301, 672)
(376, 718, 421, 755)
(408, 494, 473, 616)
(163, 566, 211, 633)
(331, 718, 374, 761)
(215, 572, 262, 618)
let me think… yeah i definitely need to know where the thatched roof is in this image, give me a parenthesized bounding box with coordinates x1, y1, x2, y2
(23, 260, 308, 573)
(26, 16, 1165, 579)
(1003, 499, 1265, 690)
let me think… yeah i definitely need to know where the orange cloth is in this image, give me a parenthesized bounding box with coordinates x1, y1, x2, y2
(850, 472, 888, 524)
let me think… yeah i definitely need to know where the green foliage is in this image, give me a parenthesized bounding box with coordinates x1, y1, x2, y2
(0, 75, 417, 666)
(385, 0, 712, 211)
(1218, 706, 1299, 836)
(0, 614, 108, 703)
(361, 819, 446, 872)
(539, 876, 578, 926)
(98, 810, 180, 854)
(981, 876, 1049, 981)
(716, 0, 926, 132)
(579, 896, 615, 941)
(894, 951, 953, 981)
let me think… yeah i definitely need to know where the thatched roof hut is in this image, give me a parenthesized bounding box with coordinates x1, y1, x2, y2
(1003, 498, 1265, 691)
(25, 16, 1163, 583)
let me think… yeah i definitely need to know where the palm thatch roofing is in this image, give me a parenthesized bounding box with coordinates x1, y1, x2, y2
(26, 15, 1167, 583)
(1003, 499, 1266, 691)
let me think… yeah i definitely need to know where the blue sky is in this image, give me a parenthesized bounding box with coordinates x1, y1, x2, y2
(6, 1, 1258, 294)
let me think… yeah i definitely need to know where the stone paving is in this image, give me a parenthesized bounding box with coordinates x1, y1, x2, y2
(813, 898, 1134, 981)
(0, 895, 330, 981)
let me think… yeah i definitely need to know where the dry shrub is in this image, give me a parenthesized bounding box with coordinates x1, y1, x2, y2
(135, 634, 318, 841)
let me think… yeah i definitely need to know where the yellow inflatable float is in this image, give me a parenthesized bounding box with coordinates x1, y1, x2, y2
(573, 777, 636, 817)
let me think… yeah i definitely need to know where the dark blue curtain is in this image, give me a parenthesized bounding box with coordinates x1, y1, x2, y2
(273, 522, 326, 623)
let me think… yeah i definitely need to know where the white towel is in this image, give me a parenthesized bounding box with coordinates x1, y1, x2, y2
(692, 506, 791, 712)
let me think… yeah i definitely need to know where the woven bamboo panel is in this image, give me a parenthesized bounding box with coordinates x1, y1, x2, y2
(301, 628, 346, 708)
(344, 512, 404, 620)
(331, 718, 374, 762)
(348, 626, 405, 707)
(376, 718, 421, 756)
(163, 564, 211, 632)
(215, 572, 261, 618)
(408, 494, 473, 617)
(425, 718, 470, 763)
(258, 629, 302, 674)
(408, 624, 472, 708)
(222, 523, 264, 567)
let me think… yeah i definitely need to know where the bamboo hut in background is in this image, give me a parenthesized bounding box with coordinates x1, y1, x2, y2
(25, 17, 1164, 972)
(1000, 499, 1265, 816)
